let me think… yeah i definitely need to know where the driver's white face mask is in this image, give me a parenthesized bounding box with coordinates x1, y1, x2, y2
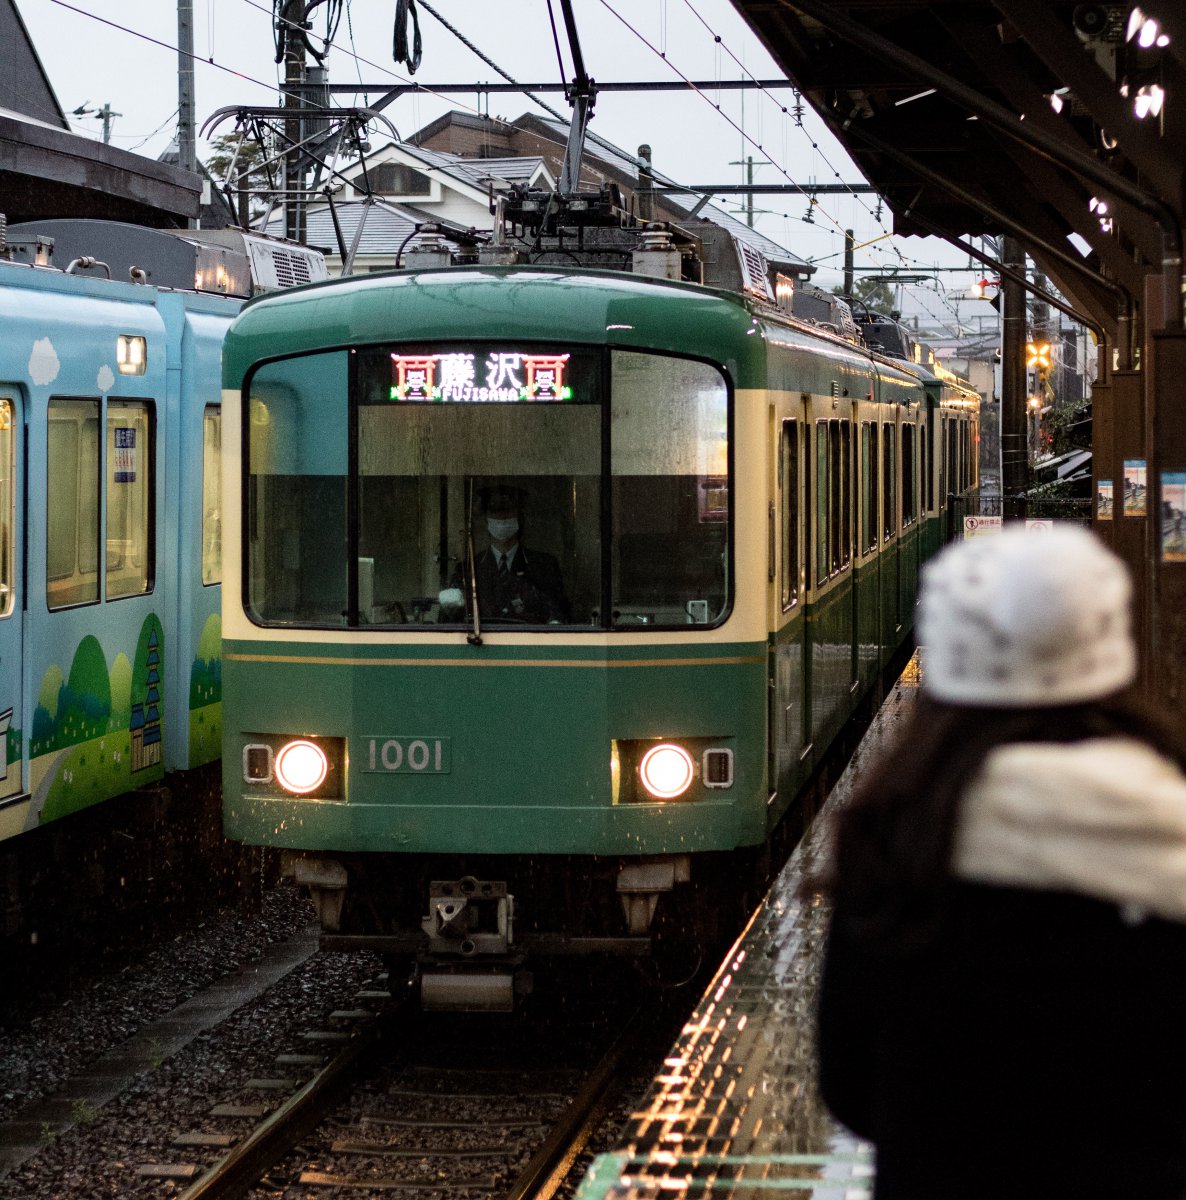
(487, 516, 519, 541)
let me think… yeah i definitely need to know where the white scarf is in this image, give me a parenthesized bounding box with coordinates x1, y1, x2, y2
(954, 738, 1186, 922)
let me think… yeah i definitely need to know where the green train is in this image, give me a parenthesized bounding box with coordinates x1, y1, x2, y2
(220, 219, 979, 1010)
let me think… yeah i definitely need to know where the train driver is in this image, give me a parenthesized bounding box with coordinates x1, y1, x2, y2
(443, 484, 570, 625)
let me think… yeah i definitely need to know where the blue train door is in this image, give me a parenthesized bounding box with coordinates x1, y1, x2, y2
(0, 391, 23, 804)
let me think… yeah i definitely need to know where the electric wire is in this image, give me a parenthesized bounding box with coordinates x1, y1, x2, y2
(546, 0, 569, 95)
(39, 0, 970, 332)
(661, 0, 974, 329)
(248, 0, 514, 128)
(596, 0, 967, 332)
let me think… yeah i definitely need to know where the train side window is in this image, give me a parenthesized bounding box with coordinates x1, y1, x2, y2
(920, 425, 928, 513)
(841, 421, 851, 567)
(860, 421, 878, 553)
(0, 398, 13, 618)
(106, 401, 155, 600)
(804, 425, 813, 592)
(202, 406, 221, 585)
(780, 419, 799, 609)
(945, 418, 956, 498)
(828, 419, 841, 573)
(47, 398, 100, 610)
(816, 421, 829, 583)
(939, 416, 948, 500)
(882, 422, 896, 540)
(901, 424, 916, 526)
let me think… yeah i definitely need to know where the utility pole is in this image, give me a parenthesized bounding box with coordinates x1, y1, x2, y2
(72, 102, 122, 144)
(729, 156, 772, 228)
(1001, 235, 1028, 521)
(98, 104, 120, 145)
(280, 1, 308, 243)
(843, 229, 854, 297)
(178, 0, 197, 228)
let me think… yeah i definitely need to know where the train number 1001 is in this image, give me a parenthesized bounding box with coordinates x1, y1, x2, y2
(363, 736, 451, 774)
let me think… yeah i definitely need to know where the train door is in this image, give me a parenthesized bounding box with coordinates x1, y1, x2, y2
(770, 414, 806, 798)
(0, 392, 23, 804)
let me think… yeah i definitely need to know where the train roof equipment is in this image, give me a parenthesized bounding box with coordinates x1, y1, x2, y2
(3, 218, 325, 297)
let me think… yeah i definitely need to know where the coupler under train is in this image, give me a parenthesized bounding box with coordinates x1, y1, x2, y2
(283, 851, 715, 1012)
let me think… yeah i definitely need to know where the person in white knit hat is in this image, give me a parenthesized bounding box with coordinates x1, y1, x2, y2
(814, 524, 1186, 1200)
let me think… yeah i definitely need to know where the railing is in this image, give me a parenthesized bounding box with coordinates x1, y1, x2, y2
(977, 494, 1092, 524)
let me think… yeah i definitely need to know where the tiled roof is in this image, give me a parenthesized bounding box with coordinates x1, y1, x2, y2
(352, 142, 549, 196)
(518, 115, 812, 273)
(260, 199, 467, 261)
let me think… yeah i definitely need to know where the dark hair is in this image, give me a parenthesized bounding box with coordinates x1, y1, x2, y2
(812, 687, 1186, 957)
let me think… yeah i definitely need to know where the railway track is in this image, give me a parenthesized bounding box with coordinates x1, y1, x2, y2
(207, 984, 668, 1200)
(5, 899, 704, 1200)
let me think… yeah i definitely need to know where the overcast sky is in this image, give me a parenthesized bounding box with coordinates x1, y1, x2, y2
(15, 0, 1000, 332)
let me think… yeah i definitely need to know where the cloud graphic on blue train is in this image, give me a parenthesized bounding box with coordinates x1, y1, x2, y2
(28, 338, 60, 387)
(97, 365, 115, 393)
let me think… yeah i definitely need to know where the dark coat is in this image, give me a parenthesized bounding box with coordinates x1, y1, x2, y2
(818, 881, 1186, 1200)
(467, 544, 569, 624)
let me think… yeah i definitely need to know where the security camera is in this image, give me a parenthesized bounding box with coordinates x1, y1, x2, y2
(1072, 5, 1110, 38)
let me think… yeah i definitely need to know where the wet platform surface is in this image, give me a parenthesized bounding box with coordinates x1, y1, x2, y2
(577, 655, 923, 1200)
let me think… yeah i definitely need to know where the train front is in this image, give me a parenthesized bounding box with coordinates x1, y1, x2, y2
(221, 267, 768, 1009)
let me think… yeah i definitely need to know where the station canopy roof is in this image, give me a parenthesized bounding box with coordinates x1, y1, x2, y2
(730, 1, 1186, 338)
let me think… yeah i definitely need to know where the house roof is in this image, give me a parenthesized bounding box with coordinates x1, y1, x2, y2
(344, 140, 552, 199)
(509, 114, 813, 274)
(261, 198, 472, 260)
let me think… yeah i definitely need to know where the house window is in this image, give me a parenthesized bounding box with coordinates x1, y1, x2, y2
(370, 163, 432, 196)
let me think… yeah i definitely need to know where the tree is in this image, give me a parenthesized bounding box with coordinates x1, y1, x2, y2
(834, 276, 896, 316)
(203, 133, 272, 225)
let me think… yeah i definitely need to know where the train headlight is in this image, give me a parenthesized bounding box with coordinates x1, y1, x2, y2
(639, 743, 695, 800)
(274, 739, 329, 795)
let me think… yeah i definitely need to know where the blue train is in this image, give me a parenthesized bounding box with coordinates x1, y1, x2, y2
(0, 218, 323, 938)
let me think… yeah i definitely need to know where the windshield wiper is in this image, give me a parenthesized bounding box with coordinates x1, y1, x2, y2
(464, 494, 482, 646)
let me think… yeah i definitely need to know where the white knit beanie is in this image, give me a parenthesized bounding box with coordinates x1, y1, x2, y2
(917, 524, 1137, 707)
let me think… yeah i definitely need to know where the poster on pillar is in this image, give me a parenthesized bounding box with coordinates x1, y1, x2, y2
(1161, 472, 1186, 562)
(1096, 480, 1113, 521)
(1124, 459, 1147, 517)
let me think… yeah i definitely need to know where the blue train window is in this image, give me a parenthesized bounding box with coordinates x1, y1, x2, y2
(0, 398, 12, 619)
(202, 406, 221, 585)
(47, 398, 100, 610)
(107, 401, 154, 599)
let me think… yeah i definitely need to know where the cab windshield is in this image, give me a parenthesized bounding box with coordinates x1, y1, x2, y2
(245, 344, 730, 630)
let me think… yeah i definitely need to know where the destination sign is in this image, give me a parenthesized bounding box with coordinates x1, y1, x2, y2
(390, 350, 573, 403)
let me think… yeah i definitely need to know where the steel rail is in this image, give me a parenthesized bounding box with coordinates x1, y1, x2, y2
(502, 1002, 660, 1200)
(177, 1001, 408, 1200)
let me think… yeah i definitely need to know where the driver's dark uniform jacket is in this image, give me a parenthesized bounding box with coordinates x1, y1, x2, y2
(467, 544, 568, 624)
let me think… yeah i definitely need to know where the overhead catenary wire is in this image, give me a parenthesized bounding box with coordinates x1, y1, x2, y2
(596, 0, 969, 333)
(40, 0, 974, 332)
